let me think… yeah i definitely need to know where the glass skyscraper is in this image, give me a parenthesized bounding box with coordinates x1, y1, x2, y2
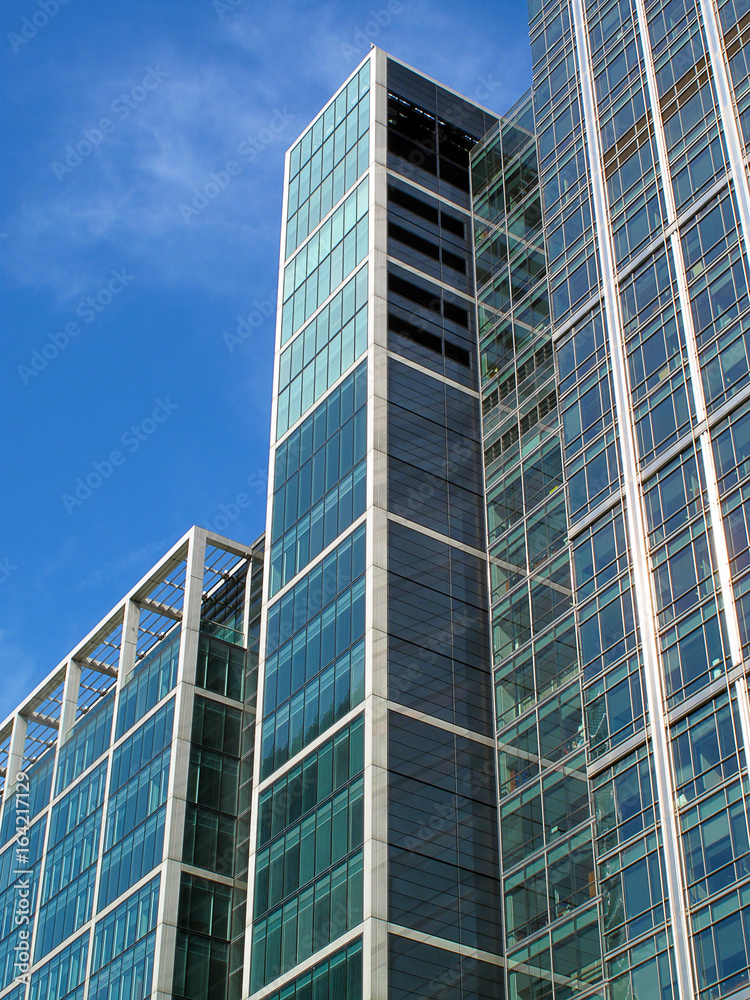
(253, 50, 501, 1000)
(472, 1, 750, 997)
(0, 530, 263, 1000)
(5, 4, 750, 997)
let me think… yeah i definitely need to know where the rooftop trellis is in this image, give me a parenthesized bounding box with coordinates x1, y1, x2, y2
(0, 731, 12, 795)
(75, 618, 123, 718)
(135, 605, 181, 661)
(141, 554, 187, 614)
(134, 552, 187, 660)
(81, 619, 123, 672)
(22, 679, 65, 768)
(201, 543, 249, 634)
(77, 665, 118, 718)
(0, 528, 262, 765)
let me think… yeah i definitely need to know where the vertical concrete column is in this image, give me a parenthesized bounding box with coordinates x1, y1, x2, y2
(364, 45, 390, 1000)
(120, 598, 140, 683)
(178, 528, 207, 688)
(0, 713, 28, 826)
(59, 660, 82, 745)
(152, 529, 205, 1000)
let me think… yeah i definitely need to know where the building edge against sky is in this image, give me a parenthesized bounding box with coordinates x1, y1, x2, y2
(5, 1, 750, 997)
(0, 48, 506, 1000)
(251, 44, 501, 1000)
(470, 0, 750, 996)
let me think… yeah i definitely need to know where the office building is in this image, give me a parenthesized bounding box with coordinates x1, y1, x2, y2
(6, 3, 750, 996)
(473, 1, 750, 998)
(0, 529, 263, 1000)
(0, 49, 506, 1000)
(473, 94, 603, 999)
(251, 49, 503, 1000)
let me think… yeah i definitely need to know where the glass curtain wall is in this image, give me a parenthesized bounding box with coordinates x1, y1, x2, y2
(472, 94, 605, 1000)
(250, 56, 372, 999)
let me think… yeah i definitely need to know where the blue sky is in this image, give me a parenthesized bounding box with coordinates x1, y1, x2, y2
(0, 0, 532, 721)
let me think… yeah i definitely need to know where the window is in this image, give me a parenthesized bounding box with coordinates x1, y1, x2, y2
(29, 934, 89, 1000)
(277, 266, 368, 438)
(250, 852, 363, 991)
(195, 634, 245, 702)
(262, 937, 362, 1000)
(98, 701, 174, 909)
(282, 180, 369, 344)
(56, 692, 114, 794)
(270, 362, 367, 594)
(116, 633, 179, 738)
(257, 714, 364, 847)
(173, 874, 236, 1000)
(286, 63, 370, 257)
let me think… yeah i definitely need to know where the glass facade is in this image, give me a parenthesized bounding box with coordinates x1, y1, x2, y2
(250, 48, 503, 1000)
(286, 64, 370, 259)
(269, 363, 368, 594)
(472, 0, 750, 997)
(250, 54, 374, 1000)
(0, 529, 263, 1000)
(382, 68, 501, 1000)
(472, 95, 604, 998)
(7, 18, 750, 1000)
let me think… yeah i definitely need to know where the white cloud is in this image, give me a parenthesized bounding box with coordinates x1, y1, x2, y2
(224, 0, 530, 117)
(0, 2, 531, 303)
(1, 49, 295, 300)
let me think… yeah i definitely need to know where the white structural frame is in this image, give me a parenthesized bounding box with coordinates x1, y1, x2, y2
(0, 525, 262, 1000)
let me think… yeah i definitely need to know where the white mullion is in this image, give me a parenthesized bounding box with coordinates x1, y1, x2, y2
(569, 1, 696, 996)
